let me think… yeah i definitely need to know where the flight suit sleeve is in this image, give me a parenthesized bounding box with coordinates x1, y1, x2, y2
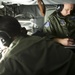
(0, 59, 14, 75)
(0, 61, 5, 75)
(47, 41, 75, 75)
(43, 14, 57, 38)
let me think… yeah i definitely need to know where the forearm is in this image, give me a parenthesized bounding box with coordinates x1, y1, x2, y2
(37, 0, 45, 16)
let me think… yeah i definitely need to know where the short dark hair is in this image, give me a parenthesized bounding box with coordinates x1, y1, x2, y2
(0, 16, 21, 38)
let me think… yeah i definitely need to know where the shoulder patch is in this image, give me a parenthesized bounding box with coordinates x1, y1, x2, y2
(44, 22, 50, 27)
(60, 19, 66, 26)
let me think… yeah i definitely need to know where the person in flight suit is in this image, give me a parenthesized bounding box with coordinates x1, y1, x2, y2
(37, 0, 75, 47)
(1, 15, 75, 75)
(43, 3, 75, 46)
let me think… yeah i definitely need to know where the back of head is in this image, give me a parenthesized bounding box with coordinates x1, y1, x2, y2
(0, 16, 22, 46)
(0, 16, 21, 38)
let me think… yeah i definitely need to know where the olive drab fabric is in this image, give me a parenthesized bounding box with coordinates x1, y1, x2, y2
(0, 36, 75, 75)
(43, 11, 75, 39)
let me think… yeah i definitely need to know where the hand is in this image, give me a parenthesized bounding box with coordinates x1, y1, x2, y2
(54, 38, 74, 46)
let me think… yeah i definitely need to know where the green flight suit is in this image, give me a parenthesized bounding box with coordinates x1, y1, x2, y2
(0, 36, 75, 75)
(43, 11, 75, 39)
